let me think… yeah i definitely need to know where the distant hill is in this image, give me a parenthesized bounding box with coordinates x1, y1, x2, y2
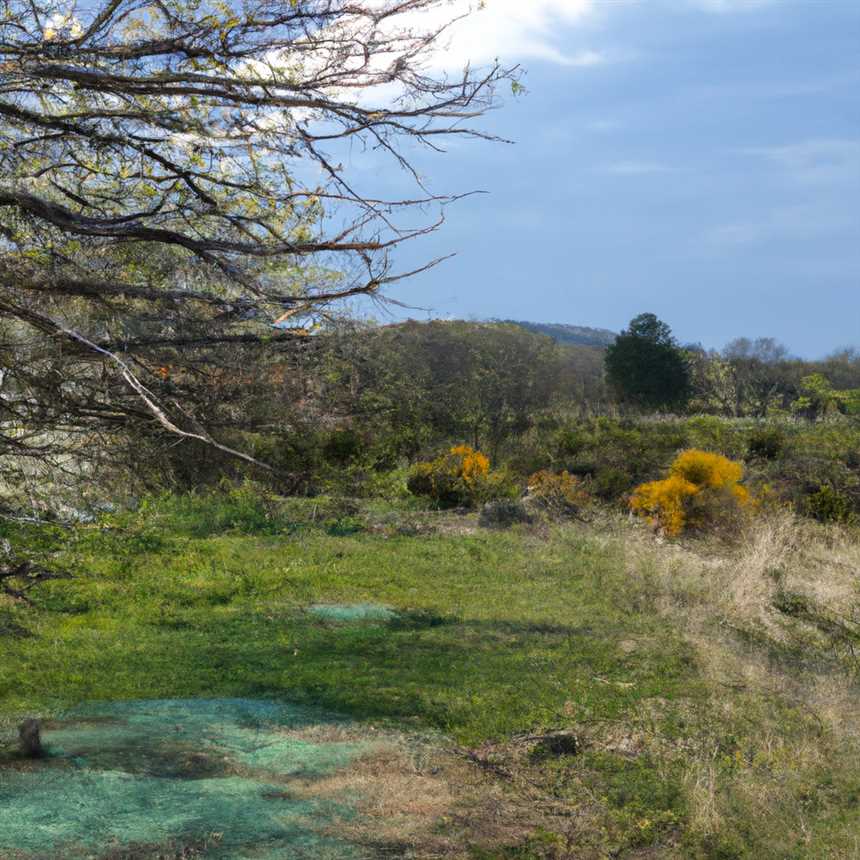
(498, 320, 617, 348)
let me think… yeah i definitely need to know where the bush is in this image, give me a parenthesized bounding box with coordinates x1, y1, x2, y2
(549, 417, 688, 502)
(803, 484, 855, 524)
(322, 428, 364, 464)
(685, 416, 746, 459)
(478, 500, 532, 529)
(747, 427, 786, 461)
(527, 470, 590, 516)
(407, 445, 510, 508)
(406, 461, 437, 499)
(591, 467, 635, 502)
(630, 449, 751, 537)
(670, 449, 746, 494)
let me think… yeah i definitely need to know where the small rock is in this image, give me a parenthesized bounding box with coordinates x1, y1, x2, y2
(478, 501, 532, 529)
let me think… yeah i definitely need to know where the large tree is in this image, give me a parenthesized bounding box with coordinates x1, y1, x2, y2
(0, 0, 514, 502)
(604, 312, 691, 412)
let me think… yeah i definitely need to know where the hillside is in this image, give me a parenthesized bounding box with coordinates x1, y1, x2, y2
(500, 319, 618, 348)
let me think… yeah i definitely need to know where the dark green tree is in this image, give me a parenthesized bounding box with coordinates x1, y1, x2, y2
(604, 313, 691, 411)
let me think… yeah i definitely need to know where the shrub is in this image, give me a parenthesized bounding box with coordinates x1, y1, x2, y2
(630, 474, 698, 537)
(451, 444, 491, 483)
(407, 445, 497, 508)
(527, 470, 590, 516)
(405, 461, 436, 499)
(478, 500, 532, 529)
(549, 417, 688, 501)
(322, 428, 364, 464)
(670, 449, 746, 494)
(630, 449, 751, 537)
(747, 427, 786, 461)
(591, 467, 635, 502)
(803, 484, 855, 524)
(685, 416, 746, 459)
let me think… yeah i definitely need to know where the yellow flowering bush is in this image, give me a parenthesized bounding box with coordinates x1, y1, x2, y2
(630, 449, 751, 536)
(669, 449, 744, 492)
(407, 445, 502, 508)
(449, 445, 490, 484)
(527, 470, 590, 515)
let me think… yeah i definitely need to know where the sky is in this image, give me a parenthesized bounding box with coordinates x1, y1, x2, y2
(349, 0, 860, 358)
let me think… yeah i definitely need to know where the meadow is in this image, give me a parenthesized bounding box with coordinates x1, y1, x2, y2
(3, 489, 859, 858)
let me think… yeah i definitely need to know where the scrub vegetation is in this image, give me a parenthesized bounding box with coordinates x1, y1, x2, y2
(1, 0, 856, 854)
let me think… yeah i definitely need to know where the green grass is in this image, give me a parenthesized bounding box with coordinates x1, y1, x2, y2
(3, 495, 860, 858)
(0, 517, 694, 745)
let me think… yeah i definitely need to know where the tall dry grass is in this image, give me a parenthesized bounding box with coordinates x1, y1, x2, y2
(603, 510, 860, 853)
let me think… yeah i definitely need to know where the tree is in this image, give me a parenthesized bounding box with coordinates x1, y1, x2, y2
(311, 320, 566, 461)
(722, 337, 794, 417)
(686, 347, 738, 416)
(604, 313, 690, 411)
(0, 0, 515, 502)
(792, 373, 851, 421)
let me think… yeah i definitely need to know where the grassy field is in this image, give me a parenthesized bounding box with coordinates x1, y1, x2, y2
(2, 493, 860, 858)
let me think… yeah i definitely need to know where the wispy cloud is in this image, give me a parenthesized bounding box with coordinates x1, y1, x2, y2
(706, 204, 859, 248)
(741, 139, 860, 184)
(586, 118, 624, 133)
(399, 0, 602, 70)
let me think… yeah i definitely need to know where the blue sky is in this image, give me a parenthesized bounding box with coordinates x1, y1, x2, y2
(354, 0, 860, 358)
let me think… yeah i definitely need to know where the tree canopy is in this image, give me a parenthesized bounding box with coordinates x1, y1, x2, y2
(0, 0, 514, 487)
(604, 313, 691, 411)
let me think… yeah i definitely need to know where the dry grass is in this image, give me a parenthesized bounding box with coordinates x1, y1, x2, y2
(596, 510, 860, 853)
(281, 724, 539, 857)
(616, 507, 859, 652)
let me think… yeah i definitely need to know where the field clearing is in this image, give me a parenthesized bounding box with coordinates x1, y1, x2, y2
(2, 498, 860, 858)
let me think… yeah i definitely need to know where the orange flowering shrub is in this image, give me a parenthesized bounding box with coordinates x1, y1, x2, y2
(527, 470, 590, 515)
(407, 445, 498, 508)
(630, 449, 751, 536)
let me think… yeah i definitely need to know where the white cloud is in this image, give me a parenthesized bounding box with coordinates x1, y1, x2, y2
(398, 0, 600, 70)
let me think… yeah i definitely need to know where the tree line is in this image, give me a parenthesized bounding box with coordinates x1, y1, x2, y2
(606, 312, 860, 420)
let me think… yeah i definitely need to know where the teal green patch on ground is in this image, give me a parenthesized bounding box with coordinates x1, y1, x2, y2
(307, 603, 396, 623)
(0, 699, 370, 859)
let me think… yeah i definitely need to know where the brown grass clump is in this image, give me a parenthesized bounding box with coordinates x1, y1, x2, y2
(281, 725, 540, 857)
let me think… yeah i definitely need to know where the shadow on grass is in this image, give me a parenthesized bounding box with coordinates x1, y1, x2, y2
(2, 609, 696, 746)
